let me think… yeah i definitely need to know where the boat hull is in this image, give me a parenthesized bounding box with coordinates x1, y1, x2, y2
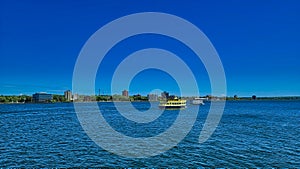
(191, 98, 205, 105)
(159, 105, 186, 109)
(191, 102, 204, 105)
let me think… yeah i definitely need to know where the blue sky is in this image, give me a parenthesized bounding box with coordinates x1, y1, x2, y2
(0, 0, 299, 96)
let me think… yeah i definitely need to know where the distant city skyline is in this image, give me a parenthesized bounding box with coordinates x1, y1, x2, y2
(1, 1, 299, 97)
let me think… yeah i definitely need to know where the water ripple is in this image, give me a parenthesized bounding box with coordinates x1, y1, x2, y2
(0, 101, 299, 167)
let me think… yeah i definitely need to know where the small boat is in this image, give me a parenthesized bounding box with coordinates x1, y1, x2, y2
(159, 96, 186, 109)
(191, 97, 205, 105)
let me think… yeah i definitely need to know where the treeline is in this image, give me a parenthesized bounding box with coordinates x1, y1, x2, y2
(0, 95, 31, 103)
(0, 94, 150, 103)
(2, 94, 298, 103)
(52, 95, 67, 102)
(0, 95, 67, 103)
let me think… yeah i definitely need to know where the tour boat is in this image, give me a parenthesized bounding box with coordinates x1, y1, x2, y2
(159, 97, 187, 109)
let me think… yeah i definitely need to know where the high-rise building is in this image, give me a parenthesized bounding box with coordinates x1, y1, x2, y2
(64, 90, 72, 101)
(32, 92, 53, 103)
(147, 94, 158, 101)
(161, 91, 169, 99)
(122, 90, 129, 97)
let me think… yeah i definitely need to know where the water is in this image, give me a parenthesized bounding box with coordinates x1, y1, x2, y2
(0, 101, 299, 167)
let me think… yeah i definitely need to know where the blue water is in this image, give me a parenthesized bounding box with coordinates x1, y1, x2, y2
(0, 101, 299, 167)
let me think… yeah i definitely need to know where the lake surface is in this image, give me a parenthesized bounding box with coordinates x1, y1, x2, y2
(0, 101, 299, 167)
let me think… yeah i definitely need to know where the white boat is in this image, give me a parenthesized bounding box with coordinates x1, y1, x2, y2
(191, 98, 205, 105)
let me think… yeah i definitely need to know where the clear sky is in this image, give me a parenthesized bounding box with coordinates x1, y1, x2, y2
(0, 0, 299, 97)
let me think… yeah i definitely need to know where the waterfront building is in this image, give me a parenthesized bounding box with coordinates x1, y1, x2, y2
(147, 94, 158, 101)
(73, 93, 78, 101)
(83, 96, 90, 102)
(32, 92, 52, 103)
(122, 90, 129, 97)
(64, 90, 72, 101)
(161, 91, 169, 99)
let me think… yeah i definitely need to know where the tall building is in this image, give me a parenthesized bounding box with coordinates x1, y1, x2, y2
(73, 93, 78, 101)
(161, 91, 169, 99)
(32, 92, 52, 103)
(147, 94, 158, 101)
(64, 90, 72, 101)
(122, 90, 129, 97)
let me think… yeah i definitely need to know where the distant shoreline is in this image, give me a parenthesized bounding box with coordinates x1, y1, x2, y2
(1, 93, 300, 104)
(1, 97, 300, 105)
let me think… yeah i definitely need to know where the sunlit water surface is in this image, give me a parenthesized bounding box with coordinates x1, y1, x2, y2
(0, 101, 299, 167)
